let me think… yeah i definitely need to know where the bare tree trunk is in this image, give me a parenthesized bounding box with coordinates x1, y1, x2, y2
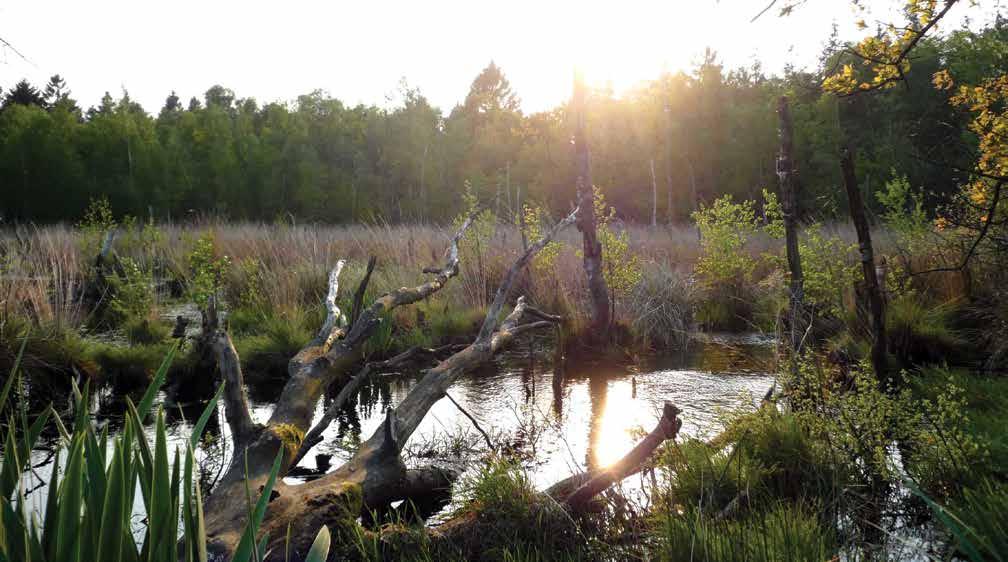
(650, 158, 658, 228)
(685, 153, 700, 240)
(776, 97, 806, 363)
(573, 72, 611, 338)
(664, 102, 674, 224)
(840, 146, 888, 383)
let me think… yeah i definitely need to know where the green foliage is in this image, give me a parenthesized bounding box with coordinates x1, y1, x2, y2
(518, 203, 560, 275)
(783, 358, 991, 501)
(0, 342, 329, 562)
(798, 224, 858, 318)
(186, 233, 231, 308)
(1, 20, 1004, 224)
(693, 194, 760, 288)
(692, 192, 781, 330)
(911, 367, 1008, 482)
(949, 480, 1008, 560)
(876, 171, 931, 255)
(593, 186, 642, 299)
(76, 196, 116, 234)
(74, 197, 117, 260)
(107, 257, 154, 322)
(0, 341, 221, 562)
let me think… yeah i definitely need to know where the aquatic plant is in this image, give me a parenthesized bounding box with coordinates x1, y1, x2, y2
(0, 341, 330, 562)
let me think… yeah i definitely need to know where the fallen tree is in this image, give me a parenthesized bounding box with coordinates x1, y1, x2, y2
(198, 203, 698, 560)
(201, 209, 597, 558)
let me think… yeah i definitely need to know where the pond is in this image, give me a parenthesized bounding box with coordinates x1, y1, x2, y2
(20, 333, 777, 533)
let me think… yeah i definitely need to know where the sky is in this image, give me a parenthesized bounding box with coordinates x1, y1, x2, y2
(0, 1, 998, 114)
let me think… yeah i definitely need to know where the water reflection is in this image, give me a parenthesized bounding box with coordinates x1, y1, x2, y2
(24, 334, 777, 519)
(291, 336, 777, 490)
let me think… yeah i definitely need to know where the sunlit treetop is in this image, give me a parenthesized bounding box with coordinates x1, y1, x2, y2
(818, 0, 972, 94)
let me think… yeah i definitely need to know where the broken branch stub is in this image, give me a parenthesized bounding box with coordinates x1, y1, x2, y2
(317, 259, 347, 342)
(202, 295, 258, 445)
(562, 401, 682, 512)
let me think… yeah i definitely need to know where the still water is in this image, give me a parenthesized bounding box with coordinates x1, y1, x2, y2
(21, 334, 776, 525)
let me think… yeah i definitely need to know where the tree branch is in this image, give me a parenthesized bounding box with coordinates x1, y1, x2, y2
(561, 402, 681, 512)
(914, 180, 1003, 275)
(444, 392, 494, 450)
(476, 207, 578, 342)
(349, 256, 377, 326)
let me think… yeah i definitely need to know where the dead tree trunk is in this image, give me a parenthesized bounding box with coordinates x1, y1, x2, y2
(200, 215, 478, 555)
(776, 97, 806, 363)
(650, 158, 658, 228)
(840, 146, 888, 383)
(202, 209, 580, 560)
(572, 72, 611, 339)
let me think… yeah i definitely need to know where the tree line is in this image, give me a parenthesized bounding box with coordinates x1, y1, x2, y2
(1, 18, 1004, 224)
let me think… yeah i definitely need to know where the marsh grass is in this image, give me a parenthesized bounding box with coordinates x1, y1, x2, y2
(654, 503, 837, 562)
(446, 458, 591, 559)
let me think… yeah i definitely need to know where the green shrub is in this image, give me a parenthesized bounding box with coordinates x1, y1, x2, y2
(186, 233, 231, 308)
(799, 224, 858, 320)
(691, 192, 781, 332)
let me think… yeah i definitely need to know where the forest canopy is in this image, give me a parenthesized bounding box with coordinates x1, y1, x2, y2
(1, 18, 1005, 224)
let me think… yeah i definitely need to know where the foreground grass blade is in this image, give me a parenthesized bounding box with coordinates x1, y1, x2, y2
(136, 339, 180, 420)
(233, 448, 284, 562)
(56, 434, 86, 562)
(0, 337, 27, 415)
(95, 440, 127, 562)
(304, 525, 331, 562)
(184, 443, 209, 562)
(190, 383, 225, 450)
(41, 448, 61, 560)
(905, 479, 986, 562)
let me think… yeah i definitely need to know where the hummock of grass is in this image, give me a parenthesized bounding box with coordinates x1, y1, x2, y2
(655, 503, 836, 562)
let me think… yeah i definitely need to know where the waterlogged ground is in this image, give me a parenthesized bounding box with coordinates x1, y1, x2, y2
(21, 334, 776, 536)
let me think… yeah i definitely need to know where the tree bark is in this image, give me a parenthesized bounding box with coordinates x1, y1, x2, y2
(840, 146, 888, 383)
(572, 72, 611, 338)
(776, 97, 806, 363)
(650, 158, 658, 228)
(202, 209, 579, 560)
(201, 215, 478, 556)
(561, 402, 681, 512)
